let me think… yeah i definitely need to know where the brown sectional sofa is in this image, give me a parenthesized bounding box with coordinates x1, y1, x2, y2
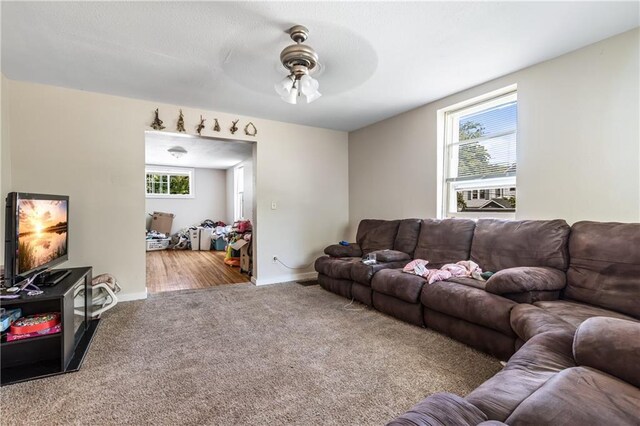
(422, 218, 570, 360)
(315, 218, 420, 305)
(388, 317, 640, 425)
(314, 217, 640, 425)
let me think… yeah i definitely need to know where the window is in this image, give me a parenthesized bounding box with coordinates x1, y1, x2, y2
(234, 166, 244, 220)
(442, 89, 517, 216)
(145, 166, 194, 198)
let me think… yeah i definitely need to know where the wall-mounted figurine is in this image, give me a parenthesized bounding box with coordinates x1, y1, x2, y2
(244, 122, 257, 137)
(213, 118, 220, 132)
(176, 110, 186, 132)
(196, 115, 206, 135)
(230, 119, 239, 135)
(150, 108, 166, 130)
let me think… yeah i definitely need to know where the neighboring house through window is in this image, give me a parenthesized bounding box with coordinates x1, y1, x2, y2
(145, 166, 194, 198)
(440, 86, 517, 217)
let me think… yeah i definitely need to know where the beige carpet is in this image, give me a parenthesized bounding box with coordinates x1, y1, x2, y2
(1, 283, 501, 425)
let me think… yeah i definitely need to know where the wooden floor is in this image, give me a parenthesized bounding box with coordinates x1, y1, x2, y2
(146, 250, 250, 293)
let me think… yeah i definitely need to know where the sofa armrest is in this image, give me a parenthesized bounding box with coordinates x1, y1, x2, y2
(573, 317, 640, 388)
(485, 267, 566, 295)
(324, 243, 362, 258)
(386, 393, 487, 426)
(369, 249, 411, 262)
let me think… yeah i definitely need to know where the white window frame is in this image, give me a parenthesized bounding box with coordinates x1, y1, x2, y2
(234, 165, 244, 221)
(438, 85, 517, 219)
(145, 166, 195, 199)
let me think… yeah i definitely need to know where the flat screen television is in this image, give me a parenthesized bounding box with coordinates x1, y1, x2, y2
(4, 192, 70, 285)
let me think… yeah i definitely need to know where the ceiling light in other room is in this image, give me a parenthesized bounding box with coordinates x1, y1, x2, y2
(168, 146, 187, 159)
(275, 25, 321, 104)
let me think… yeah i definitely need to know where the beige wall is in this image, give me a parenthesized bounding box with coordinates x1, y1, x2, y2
(3, 80, 349, 297)
(349, 29, 640, 237)
(0, 75, 10, 265)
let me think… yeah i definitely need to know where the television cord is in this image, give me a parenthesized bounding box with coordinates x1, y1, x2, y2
(273, 256, 362, 311)
(0, 270, 46, 299)
(343, 297, 363, 311)
(274, 257, 317, 270)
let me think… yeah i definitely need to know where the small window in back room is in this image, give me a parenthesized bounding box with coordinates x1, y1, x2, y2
(145, 166, 194, 198)
(442, 89, 517, 217)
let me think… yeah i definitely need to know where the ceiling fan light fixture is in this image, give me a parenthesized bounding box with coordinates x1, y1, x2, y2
(282, 84, 299, 104)
(275, 25, 321, 105)
(168, 146, 187, 159)
(274, 75, 294, 97)
(305, 90, 322, 104)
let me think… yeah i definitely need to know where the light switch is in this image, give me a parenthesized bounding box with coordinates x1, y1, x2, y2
(271, 201, 277, 210)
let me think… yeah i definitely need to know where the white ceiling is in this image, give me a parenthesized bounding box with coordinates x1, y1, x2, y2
(2, 2, 638, 131)
(145, 131, 253, 169)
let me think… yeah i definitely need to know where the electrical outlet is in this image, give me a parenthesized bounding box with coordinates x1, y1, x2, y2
(272, 256, 278, 263)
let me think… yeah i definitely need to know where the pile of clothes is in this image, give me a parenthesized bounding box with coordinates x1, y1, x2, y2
(170, 220, 227, 250)
(403, 259, 493, 284)
(145, 230, 167, 240)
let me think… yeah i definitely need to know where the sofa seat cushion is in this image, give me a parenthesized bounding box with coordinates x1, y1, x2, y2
(466, 331, 575, 421)
(351, 260, 410, 286)
(387, 392, 487, 426)
(372, 269, 427, 303)
(314, 256, 360, 280)
(505, 367, 640, 425)
(510, 299, 638, 342)
(421, 281, 517, 336)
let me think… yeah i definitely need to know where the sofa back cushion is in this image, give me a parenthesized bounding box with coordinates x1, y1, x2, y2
(393, 218, 422, 256)
(565, 221, 640, 318)
(356, 219, 400, 255)
(413, 219, 476, 268)
(470, 219, 570, 272)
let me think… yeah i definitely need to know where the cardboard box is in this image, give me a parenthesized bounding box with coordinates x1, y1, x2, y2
(146, 238, 170, 251)
(150, 212, 174, 235)
(229, 239, 248, 251)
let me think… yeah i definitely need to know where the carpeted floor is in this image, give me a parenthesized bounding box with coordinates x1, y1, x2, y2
(0, 283, 501, 425)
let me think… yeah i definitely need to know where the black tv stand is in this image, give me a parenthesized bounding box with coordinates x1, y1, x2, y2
(1, 267, 98, 386)
(34, 269, 72, 287)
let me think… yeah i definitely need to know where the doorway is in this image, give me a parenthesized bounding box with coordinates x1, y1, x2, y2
(144, 131, 256, 293)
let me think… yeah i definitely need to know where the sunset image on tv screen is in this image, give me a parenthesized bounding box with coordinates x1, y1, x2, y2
(17, 199, 68, 273)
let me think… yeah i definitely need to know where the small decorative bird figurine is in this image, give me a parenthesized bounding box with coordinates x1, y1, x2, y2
(230, 119, 239, 135)
(176, 110, 186, 132)
(196, 115, 206, 135)
(150, 108, 165, 130)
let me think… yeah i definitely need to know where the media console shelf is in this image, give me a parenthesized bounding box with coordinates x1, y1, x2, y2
(1, 267, 99, 386)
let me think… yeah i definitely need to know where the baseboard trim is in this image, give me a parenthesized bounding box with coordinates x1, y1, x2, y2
(118, 289, 148, 302)
(253, 272, 318, 286)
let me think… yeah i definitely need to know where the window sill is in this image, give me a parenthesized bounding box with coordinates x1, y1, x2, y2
(445, 211, 516, 220)
(146, 194, 195, 199)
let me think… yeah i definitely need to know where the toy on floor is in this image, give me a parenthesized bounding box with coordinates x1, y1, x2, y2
(74, 273, 121, 318)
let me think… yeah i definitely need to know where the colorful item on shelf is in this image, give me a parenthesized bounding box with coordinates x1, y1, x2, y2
(1, 308, 23, 332)
(10, 312, 61, 335)
(6, 323, 62, 342)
